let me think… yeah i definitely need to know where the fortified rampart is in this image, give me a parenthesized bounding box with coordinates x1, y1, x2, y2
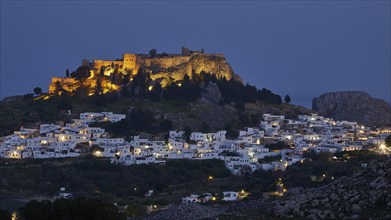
(145, 56, 191, 68)
(92, 54, 137, 71)
(93, 60, 125, 70)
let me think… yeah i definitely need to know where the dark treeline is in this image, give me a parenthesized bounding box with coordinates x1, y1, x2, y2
(196, 71, 282, 105)
(90, 109, 157, 138)
(19, 198, 126, 220)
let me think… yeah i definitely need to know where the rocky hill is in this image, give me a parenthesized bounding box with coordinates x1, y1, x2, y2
(312, 91, 391, 127)
(141, 158, 391, 220)
(49, 48, 241, 95)
(144, 54, 241, 85)
(0, 80, 311, 137)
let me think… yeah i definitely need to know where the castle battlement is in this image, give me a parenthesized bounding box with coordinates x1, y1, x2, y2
(88, 47, 226, 77)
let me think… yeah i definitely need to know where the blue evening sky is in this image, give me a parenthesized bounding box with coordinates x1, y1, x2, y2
(1, 1, 390, 108)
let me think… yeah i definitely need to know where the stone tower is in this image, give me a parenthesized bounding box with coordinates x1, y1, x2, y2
(123, 54, 137, 70)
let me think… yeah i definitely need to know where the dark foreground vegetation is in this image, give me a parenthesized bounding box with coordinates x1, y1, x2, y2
(0, 198, 125, 220)
(19, 198, 126, 220)
(0, 209, 11, 220)
(0, 150, 385, 219)
(0, 157, 230, 200)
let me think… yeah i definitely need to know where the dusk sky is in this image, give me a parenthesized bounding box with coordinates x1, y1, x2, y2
(1, 1, 390, 108)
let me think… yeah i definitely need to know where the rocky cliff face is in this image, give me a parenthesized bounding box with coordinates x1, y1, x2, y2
(145, 54, 241, 86)
(312, 91, 391, 126)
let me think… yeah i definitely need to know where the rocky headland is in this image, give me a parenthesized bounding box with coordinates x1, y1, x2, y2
(312, 91, 391, 127)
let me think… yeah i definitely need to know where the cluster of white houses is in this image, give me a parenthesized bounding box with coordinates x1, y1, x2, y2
(1, 112, 390, 175)
(0, 112, 125, 159)
(181, 190, 249, 203)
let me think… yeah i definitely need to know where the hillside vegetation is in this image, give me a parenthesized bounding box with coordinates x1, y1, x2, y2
(0, 73, 310, 137)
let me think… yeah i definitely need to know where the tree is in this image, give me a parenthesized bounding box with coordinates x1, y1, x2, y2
(70, 66, 90, 79)
(225, 123, 238, 139)
(265, 141, 287, 151)
(258, 155, 282, 163)
(162, 75, 201, 102)
(125, 203, 147, 217)
(54, 81, 65, 95)
(201, 122, 210, 133)
(19, 198, 126, 220)
(284, 95, 291, 104)
(99, 67, 105, 77)
(240, 165, 252, 176)
(183, 125, 192, 142)
(122, 73, 130, 86)
(316, 152, 333, 162)
(111, 65, 122, 85)
(148, 83, 162, 102)
(0, 209, 11, 220)
(267, 94, 282, 105)
(94, 78, 103, 95)
(159, 119, 173, 131)
(130, 109, 156, 132)
(132, 69, 150, 96)
(33, 87, 42, 95)
(74, 85, 89, 97)
(120, 86, 130, 97)
(66, 69, 69, 77)
(385, 135, 391, 147)
(149, 49, 157, 57)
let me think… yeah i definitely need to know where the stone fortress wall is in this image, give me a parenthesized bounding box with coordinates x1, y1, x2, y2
(91, 47, 216, 73)
(144, 56, 191, 69)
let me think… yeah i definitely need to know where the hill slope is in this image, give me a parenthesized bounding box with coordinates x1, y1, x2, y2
(0, 83, 310, 137)
(143, 158, 391, 219)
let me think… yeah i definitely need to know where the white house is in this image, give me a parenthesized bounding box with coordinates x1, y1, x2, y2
(169, 130, 185, 139)
(222, 191, 238, 201)
(182, 194, 200, 203)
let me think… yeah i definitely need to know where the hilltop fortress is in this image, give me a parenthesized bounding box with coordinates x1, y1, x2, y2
(49, 47, 241, 95)
(92, 47, 205, 74)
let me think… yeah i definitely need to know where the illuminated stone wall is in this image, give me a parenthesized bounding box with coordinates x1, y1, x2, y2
(93, 60, 125, 70)
(49, 77, 79, 94)
(145, 56, 191, 68)
(92, 54, 137, 71)
(49, 77, 120, 95)
(123, 54, 137, 70)
(147, 54, 236, 83)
